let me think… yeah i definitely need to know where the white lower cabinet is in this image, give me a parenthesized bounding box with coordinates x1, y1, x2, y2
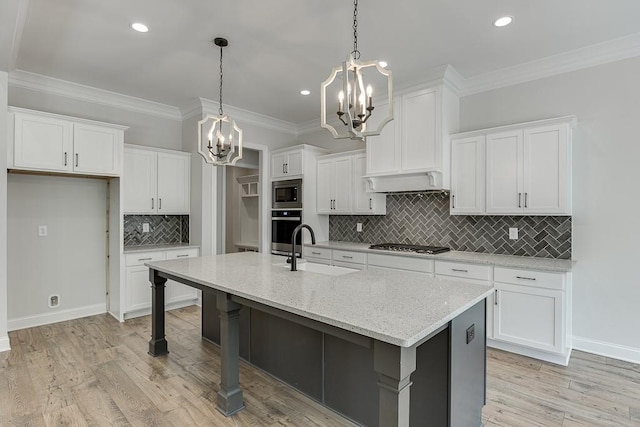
(124, 247, 199, 318)
(491, 267, 570, 363)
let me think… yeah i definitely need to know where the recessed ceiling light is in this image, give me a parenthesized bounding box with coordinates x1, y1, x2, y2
(300, 90, 311, 96)
(378, 61, 388, 68)
(493, 16, 513, 27)
(131, 22, 149, 33)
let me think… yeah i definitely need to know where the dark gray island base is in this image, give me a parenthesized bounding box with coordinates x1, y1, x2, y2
(146, 253, 490, 427)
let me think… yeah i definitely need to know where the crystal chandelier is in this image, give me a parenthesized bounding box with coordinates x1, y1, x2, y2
(321, 0, 393, 141)
(198, 37, 243, 166)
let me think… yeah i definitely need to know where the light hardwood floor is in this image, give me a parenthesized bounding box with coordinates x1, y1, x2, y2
(0, 306, 638, 426)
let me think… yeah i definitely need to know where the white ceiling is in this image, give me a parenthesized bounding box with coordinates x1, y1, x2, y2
(3, 0, 640, 124)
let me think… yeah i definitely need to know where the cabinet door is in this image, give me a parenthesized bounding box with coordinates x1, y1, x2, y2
(366, 99, 401, 175)
(402, 88, 440, 172)
(125, 265, 152, 312)
(486, 130, 523, 214)
(13, 113, 72, 172)
(165, 249, 199, 303)
(271, 153, 287, 179)
(493, 282, 564, 354)
(73, 123, 121, 175)
(353, 154, 386, 214)
(157, 152, 191, 214)
(316, 159, 334, 214)
(523, 124, 570, 215)
(451, 136, 485, 215)
(333, 157, 352, 213)
(285, 150, 303, 176)
(123, 148, 157, 214)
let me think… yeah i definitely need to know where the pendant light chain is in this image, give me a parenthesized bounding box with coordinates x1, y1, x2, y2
(352, 0, 360, 59)
(218, 44, 224, 116)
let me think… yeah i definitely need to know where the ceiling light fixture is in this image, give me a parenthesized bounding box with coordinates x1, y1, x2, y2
(131, 22, 149, 33)
(300, 90, 311, 96)
(197, 37, 243, 166)
(320, 0, 393, 141)
(493, 16, 513, 27)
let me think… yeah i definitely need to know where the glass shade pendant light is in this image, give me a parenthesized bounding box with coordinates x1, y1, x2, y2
(197, 37, 243, 166)
(320, 0, 393, 141)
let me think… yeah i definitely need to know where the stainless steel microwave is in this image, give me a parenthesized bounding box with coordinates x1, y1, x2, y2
(272, 179, 302, 209)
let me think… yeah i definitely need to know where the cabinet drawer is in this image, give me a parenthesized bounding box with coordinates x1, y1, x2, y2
(332, 260, 365, 270)
(367, 253, 433, 273)
(166, 248, 199, 260)
(435, 261, 491, 281)
(332, 250, 366, 265)
(494, 267, 565, 290)
(304, 246, 331, 260)
(125, 251, 164, 266)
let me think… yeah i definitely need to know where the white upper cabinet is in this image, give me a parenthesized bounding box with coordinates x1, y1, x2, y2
(450, 136, 485, 215)
(10, 108, 126, 176)
(123, 146, 191, 214)
(364, 82, 460, 193)
(452, 116, 575, 216)
(317, 156, 352, 214)
(352, 153, 386, 214)
(271, 148, 303, 179)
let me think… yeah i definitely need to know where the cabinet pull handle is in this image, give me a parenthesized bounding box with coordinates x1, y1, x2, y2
(138, 257, 152, 261)
(524, 192, 528, 208)
(495, 289, 498, 305)
(75, 153, 79, 167)
(342, 255, 353, 259)
(176, 254, 189, 258)
(284, 163, 288, 174)
(64, 152, 68, 166)
(283, 164, 286, 174)
(516, 276, 536, 281)
(518, 192, 522, 208)
(159, 198, 162, 210)
(311, 251, 321, 255)
(151, 198, 154, 209)
(369, 198, 372, 210)
(452, 194, 455, 209)
(452, 268, 468, 273)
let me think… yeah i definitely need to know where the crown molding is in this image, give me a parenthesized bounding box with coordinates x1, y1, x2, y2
(460, 32, 640, 96)
(8, 69, 182, 120)
(182, 97, 299, 135)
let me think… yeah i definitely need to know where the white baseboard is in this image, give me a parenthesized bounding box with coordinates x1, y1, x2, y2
(572, 336, 640, 365)
(123, 299, 198, 320)
(488, 338, 571, 366)
(0, 335, 11, 353)
(8, 303, 107, 331)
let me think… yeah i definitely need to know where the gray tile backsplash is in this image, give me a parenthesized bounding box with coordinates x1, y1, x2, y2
(329, 193, 571, 259)
(124, 215, 189, 247)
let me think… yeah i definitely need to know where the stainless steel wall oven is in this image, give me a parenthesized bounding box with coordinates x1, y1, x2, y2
(271, 210, 302, 256)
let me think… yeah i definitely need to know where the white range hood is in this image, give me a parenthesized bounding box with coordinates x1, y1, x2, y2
(365, 171, 446, 193)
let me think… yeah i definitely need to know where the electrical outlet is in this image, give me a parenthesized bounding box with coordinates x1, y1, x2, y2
(48, 294, 60, 308)
(142, 223, 150, 233)
(356, 222, 363, 232)
(466, 324, 475, 344)
(509, 227, 518, 240)
(38, 225, 48, 236)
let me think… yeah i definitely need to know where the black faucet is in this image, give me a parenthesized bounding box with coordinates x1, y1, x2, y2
(290, 224, 316, 271)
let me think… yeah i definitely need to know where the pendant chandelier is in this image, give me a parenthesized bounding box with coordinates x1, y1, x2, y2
(197, 37, 243, 166)
(320, 0, 393, 141)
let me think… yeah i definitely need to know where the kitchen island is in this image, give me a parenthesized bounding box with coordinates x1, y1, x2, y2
(145, 252, 494, 427)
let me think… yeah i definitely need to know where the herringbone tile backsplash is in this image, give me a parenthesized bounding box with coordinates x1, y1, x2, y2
(329, 193, 571, 259)
(124, 215, 189, 247)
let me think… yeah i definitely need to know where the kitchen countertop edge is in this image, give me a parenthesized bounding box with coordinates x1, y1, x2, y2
(124, 243, 200, 254)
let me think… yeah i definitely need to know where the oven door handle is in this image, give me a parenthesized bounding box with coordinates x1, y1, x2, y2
(272, 217, 302, 221)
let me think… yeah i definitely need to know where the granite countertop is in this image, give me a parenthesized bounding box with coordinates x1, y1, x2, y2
(123, 243, 200, 254)
(146, 252, 493, 348)
(310, 241, 575, 272)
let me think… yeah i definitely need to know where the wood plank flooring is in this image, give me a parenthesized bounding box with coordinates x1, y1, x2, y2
(0, 306, 638, 426)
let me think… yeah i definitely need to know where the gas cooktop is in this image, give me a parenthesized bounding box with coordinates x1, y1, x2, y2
(369, 243, 450, 255)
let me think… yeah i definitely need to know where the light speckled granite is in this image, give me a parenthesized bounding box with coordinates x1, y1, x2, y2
(146, 252, 493, 348)
(308, 241, 575, 272)
(124, 243, 200, 254)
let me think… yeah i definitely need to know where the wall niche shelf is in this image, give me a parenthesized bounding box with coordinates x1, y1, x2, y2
(237, 174, 259, 198)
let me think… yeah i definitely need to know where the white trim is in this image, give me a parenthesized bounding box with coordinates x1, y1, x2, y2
(572, 336, 640, 365)
(7, 303, 106, 331)
(461, 32, 640, 96)
(0, 335, 10, 353)
(122, 300, 198, 320)
(8, 0, 29, 71)
(8, 70, 182, 120)
(488, 338, 571, 366)
(9, 106, 129, 130)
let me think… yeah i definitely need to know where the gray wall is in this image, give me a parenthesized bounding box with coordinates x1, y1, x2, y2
(0, 72, 9, 349)
(460, 57, 640, 357)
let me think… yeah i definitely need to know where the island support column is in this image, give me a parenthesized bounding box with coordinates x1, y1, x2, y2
(148, 269, 168, 356)
(216, 291, 245, 416)
(373, 340, 417, 427)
